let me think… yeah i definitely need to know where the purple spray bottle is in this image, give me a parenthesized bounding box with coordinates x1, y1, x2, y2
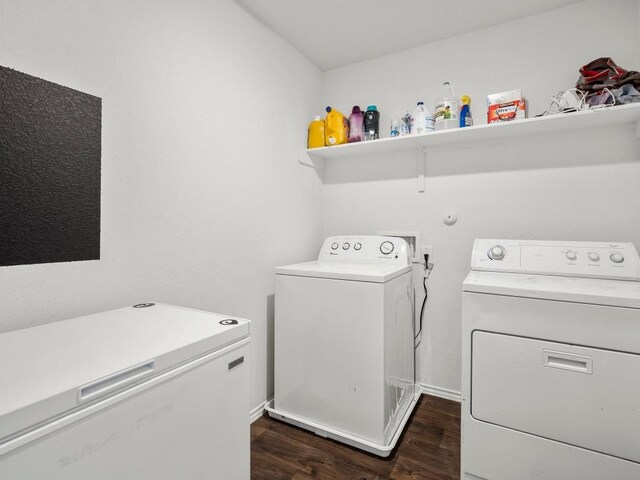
(348, 106, 364, 143)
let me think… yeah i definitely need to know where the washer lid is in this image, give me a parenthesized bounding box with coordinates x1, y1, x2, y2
(276, 261, 412, 283)
(464, 270, 640, 309)
(0, 304, 250, 443)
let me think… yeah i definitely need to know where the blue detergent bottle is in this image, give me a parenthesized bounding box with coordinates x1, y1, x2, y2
(460, 95, 473, 128)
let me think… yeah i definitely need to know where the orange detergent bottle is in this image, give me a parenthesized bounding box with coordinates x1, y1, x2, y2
(307, 115, 325, 149)
(324, 106, 349, 146)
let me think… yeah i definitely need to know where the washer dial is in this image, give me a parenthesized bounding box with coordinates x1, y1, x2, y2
(354, 243, 362, 251)
(380, 241, 395, 255)
(488, 245, 506, 260)
(342, 242, 350, 250)
(566, 251, 577, 261)
(588, 252, 600, 262)
(610, 253, 624, 264)
(331, 242, 339, 250)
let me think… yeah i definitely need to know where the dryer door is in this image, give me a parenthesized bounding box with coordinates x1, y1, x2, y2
(472, 331, 640, 463)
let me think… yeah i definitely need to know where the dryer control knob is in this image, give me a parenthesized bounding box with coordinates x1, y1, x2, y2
(566, 251, 577, 261)
(342, 242, 350, 250)
(380, 241, 395, 255)
(331, 242, 339, 250)
(488, 245, 506, 260)
(610, 253, 624, 264)
(588, 252, 600, 262)
(354, 243, 362, 251)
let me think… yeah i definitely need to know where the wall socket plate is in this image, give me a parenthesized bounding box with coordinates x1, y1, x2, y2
(421, 246, 433, 264)
(378, 231, 421, 263)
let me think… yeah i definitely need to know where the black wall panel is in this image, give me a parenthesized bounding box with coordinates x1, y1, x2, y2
(0, 66, 101, 267)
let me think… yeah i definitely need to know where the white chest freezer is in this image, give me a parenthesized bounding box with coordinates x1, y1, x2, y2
(0, 303, 251, 480)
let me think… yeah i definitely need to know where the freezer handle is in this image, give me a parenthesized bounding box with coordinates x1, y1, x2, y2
(78, 360, 155, 402)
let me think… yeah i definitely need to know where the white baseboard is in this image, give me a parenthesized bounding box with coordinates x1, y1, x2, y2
(251, 386, 459, 424)
(418, 383, 462, 403)
(250, 396, 273, 423)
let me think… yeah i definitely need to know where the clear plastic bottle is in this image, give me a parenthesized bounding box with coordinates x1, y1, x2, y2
(434, 82, 459, 131)
(390, 119, 399, 137)
(410, 102, 435, 135)
(399, 112, 411, 136)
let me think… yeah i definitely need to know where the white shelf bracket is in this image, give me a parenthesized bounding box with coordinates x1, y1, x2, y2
(298, 150, 325, 179)
(416, 146, 426, 193)
(298, 150, 315, 169)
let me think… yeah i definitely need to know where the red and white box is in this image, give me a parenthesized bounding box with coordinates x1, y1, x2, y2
(487, 89, 527, 123)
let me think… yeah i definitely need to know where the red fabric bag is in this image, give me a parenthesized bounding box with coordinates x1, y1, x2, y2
(576, 57, 640, 93)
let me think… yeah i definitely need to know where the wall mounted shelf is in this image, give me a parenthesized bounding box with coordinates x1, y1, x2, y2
(305, 102, 640, 160)
(301, 103, 640, 192)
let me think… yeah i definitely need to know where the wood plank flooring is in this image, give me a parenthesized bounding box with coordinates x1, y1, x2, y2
(251, 395, 461, 480)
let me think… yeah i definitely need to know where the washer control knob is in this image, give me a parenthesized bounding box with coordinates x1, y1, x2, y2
(610, 253, 624, 264)
(354, 243, 362, 251)
(380, 241, 395, 255)
(588, 252, 600, 262)
(342, 242, 350, 250)
(331, 242, 339, 250)
(488, 245, 506, 260)
(566, 251, 577, 261)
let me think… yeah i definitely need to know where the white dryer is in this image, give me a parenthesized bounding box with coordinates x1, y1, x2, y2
(267, 235, 417, 457)
(462, 239, 640, 480)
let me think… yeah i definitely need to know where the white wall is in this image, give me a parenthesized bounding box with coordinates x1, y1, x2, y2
(1, 0, 639, 413)
(321, 0, 640, 394)
(0, 0, 323, 411)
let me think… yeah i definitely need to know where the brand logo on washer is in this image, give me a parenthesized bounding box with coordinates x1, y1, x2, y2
(133, 303, 155, 308)
(219, 319, 238, 325)
(228, 356, 244, 370)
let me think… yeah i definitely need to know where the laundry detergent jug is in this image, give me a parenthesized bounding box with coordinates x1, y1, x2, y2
(325, 106, 349, 146)
(308, 116, 325, 149)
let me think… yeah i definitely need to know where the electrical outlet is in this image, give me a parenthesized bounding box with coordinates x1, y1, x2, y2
(421, 246, 433, 264)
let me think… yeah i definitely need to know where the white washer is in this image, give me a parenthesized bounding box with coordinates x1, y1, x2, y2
(266, 235, 417, 457)
(462, 239, 640, 480)
(0, 304, 250, 480)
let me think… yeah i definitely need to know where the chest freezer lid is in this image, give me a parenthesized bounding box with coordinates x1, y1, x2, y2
(276, 261, 412, 283)
(0, 303, 249, 443)
(464, 270, 640, 309)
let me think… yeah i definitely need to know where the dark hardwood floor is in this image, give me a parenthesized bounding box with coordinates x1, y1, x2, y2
(251, 395, 461, 480)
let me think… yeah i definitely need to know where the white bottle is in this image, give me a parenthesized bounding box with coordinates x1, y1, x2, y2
(434, 81, 459, 131)
(410, 102, 435, 135)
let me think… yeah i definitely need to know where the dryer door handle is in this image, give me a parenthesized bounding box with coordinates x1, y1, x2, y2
(542, 349, 592, 374)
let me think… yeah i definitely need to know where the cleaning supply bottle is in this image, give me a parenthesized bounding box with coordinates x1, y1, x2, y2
(389, 119, 399, 137)
(399, 112, 412, 136)
(348, 106, 364, 143)
(434, 82, 459, 131)
(324, 106, 349, 146)
(307, 115, 325, 149)
(363, 105, 380, 141)
(459, 95, 473, 128)
(410, 102, 435, 134)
